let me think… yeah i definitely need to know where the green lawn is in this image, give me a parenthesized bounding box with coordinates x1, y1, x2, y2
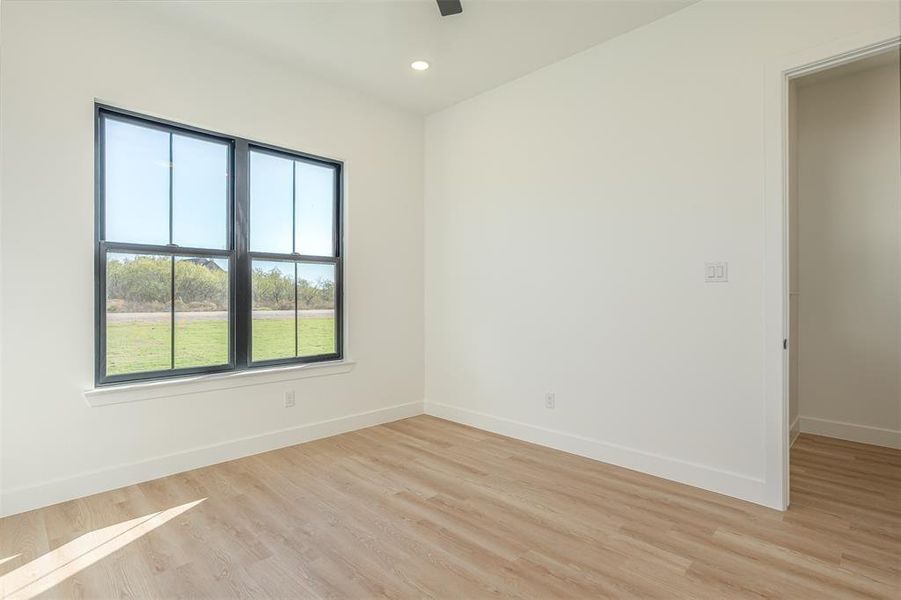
(106, 317, 336, 375)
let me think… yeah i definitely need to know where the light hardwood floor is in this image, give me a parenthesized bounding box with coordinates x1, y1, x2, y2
(1, 416, 899, 599)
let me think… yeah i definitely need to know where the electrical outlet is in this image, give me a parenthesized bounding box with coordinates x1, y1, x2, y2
(545, 392, 556, 409)
(284, 390, 296, 408)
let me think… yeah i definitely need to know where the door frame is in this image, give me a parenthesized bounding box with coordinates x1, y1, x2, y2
(763, 24, 900, 510)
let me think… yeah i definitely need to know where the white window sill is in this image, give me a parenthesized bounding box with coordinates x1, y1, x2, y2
(83, 360, 356, 407)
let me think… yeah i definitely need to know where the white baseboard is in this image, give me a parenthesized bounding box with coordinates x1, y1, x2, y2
(424, 401, 770, 508)
(799, 416, 901, 449)
(1, 401, 423, 518)
(790, 416, 800, 447)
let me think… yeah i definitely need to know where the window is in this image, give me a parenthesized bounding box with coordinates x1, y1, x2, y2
(96, 106, 342, 385)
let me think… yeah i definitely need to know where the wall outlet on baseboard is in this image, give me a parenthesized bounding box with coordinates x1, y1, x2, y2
(545, 392, 556, 409)
(284, 390, 296, 408)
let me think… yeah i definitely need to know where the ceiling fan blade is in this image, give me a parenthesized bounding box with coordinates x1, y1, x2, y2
(437, 0, 462, 17)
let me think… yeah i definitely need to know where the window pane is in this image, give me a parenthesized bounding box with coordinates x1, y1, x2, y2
(173, 135, 229, 249)
(175, 256, 229, 368)
(249, 151, 293, 253)
(295, 162, 336, 256)
(297, 263, 336, 356)
(105, 119, 170, 245)
(106, 253, 172, 375)
(252, 260, 295, 361)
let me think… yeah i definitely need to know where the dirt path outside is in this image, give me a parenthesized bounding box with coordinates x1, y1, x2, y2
(107, 309, 334, 323)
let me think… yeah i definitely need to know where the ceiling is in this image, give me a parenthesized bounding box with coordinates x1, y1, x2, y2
(145, 0, 697, 114)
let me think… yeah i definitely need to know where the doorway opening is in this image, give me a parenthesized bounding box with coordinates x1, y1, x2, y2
(786, 47, 901, 505)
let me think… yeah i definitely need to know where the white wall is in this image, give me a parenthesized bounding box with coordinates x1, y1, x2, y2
(0, 1, 424, 516)
(796, 57, 901, 448)
(424, 1, 899, 507)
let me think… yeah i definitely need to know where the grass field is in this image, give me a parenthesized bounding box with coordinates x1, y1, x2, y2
(106, 317, 336, 375)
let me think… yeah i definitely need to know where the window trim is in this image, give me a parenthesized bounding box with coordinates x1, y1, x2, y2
(95, 104, 344, 386)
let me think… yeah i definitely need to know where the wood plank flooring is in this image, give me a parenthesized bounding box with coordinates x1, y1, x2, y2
(1, 415, 899, 598)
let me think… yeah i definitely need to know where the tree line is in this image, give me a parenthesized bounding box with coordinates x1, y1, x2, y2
(106, 255, 334, 312)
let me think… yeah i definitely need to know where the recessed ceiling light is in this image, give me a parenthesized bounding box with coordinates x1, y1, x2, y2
(411, 60, 430, 71)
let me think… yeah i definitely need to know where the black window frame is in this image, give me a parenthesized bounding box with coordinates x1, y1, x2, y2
(95, 104, 344, 386)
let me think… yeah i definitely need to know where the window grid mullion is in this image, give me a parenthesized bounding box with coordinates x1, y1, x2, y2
(246, 251, 339, 264)
(102, 241, 231, 258)
(168, 133, 175, 370)
(170, 255, 175, 370)
(168, 133, 174, 245)
(234, 138, 250, 370)
(292, 160, 296, 254)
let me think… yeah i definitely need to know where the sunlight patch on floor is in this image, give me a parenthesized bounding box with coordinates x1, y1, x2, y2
(0, 554, 21, 568)
(0, 499, 204, 600)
